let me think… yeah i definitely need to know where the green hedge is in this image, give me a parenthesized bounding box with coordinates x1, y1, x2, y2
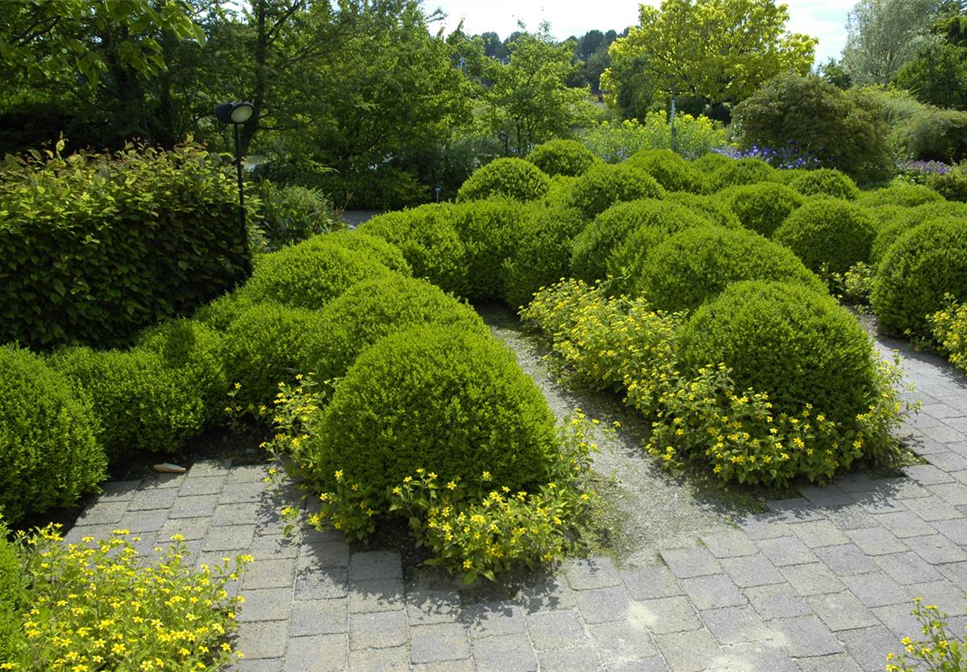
(568, 163, 666, 219)
(0, 517, 22, 663)
(317, 230, 412, 276)
(709, 158, 776, 191)
(856, 184, 943, 209)
(526, 139, 598, 177)
(664, 192, 742, 229)
(718, 182, 804, 237)
(1, 345, 106, 524)
(789, 169, 860, 200)
(870, 202, 967, 265)
(633, 226, 826, 312)
(773, 199, 877, 277)
(450, 200, 522, 300)
(308, 325, 557, 509)
(627, 149, 707, 193)
(456, 158, 552, 202)
(0, 143, 250, 350)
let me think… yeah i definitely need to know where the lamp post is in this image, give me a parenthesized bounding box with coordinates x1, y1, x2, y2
(215, 101, 256, 276)
(498, 131, 509, 157)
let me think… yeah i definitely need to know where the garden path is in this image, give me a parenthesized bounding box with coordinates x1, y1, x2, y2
(65, 314, 967, 672)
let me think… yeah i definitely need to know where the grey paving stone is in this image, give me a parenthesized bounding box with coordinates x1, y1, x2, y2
(588, 620, 658, 663)
(75, 501, 129, 526)
(874, 551, 944, 586)
(798, 485, 854, 508)
(169, 494, 219, 518)
(871, 478, 931, 500)
(471, 633, 538, 672)
(605, 657, 669, 672)
(837, 625, 901, 672)
(926, 450, 967, 472)
(289, 598, 348, 637)
(128, 488, 179, 511)
(840, 572, 910, 609)
(188, 459, 233, 478)
(773, 615, 843, 657)
(806, 591, 879, 631)
(721, 642, 799, 672)
(236, 620, 289, 659)
(766, 498, 827, 523)
(410, 623, 471, 664)
(464, 601, 527, 639)
(227, 660, 283, 672)
(632, 596, 701, 634)
(928, 481, 967, 506)
(537, 646, 603, 672)
(653, 628, 723, 672)
(244, 557, 297, 590)
(905, 579, 965, 613)
(780, 563, 846, 597)
(737, 514, 792, 540)
(348, 577, 404, 614)
(348, 646, 408, 671)
(921, 402, 963, 420)
(834, 473, 879, 493)
(284, 634, 348, 672)
(620, 566, 682, 601)
(701, 605, 774, 645)
(921, 422, 967, 444)
(745, 583, 811, 620)
(96, 479, 141, 501)
(300, 539, 350, 566)
(848, 491, 907, 515)
(179, 475, 226, 497)
(349, 550, 402, 580)
(939, 559, 967, 586)
(813, 544, 880, 576)
(795, 653, 865, 672)
(225, 463, 268, 483)
(294, 566, 349, 600)
(872, 602, 921, 639)
(411, 661, 475, 672)
(525, 610, 589, 650)
(904, 464, 957, 486)
(905, 533, 967, 564)
(119, 509, 169, 534)
(660, 546, 721, 579)
(878, 511, 934, 538)
(791, 520, 851, 549)
(349, 610, 407, 650)
(722, 553, 786, 587)
(700, 530, 759, 558)
(844, 526, 908, 556)
(212, 502, 261, 527)
(902, 495, 962, 522)
(219, 481, 266, 504)
(203, 524, 255, 552)
(248, 534, 301, 559)
(566, 557, 622, 590)
(237, 587, 293, 622)
(681, 574, 747, 610)
(516, 574, 577, 613)
(932, 518, 967, 546)
(134, 473, 182, 490)
(156, 517, 210, 542)
(756, 536, 818, 568)
(822, 505, 882, 532)
(573, 585, 630, 624)
(407, 584, 463, 624)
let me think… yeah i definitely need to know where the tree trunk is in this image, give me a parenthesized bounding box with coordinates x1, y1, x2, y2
(239, 0, 267, 155)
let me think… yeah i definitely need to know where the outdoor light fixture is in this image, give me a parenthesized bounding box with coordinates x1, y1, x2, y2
(498, 131, 509, 157)
(216, 101, 256, 276)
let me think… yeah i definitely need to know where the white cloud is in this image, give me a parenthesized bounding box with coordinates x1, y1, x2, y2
(427, 0, 854, 64)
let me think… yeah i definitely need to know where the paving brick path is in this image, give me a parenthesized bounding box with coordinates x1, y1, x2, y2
(65, 337, 967, 671)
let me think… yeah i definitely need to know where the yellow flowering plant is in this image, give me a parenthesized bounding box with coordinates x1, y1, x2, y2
(4, 526, 250, 672)
(927, 294, 967, 375)
(887, 597, 966, 672)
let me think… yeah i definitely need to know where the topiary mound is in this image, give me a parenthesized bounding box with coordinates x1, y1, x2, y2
(664, 192, 742, 229)
(502, 202, 588, 309)
(358, 204, 466, 294)
(1, 345, 105, 524)
(457, 158, 552, 202)
(450, 199, 522, 300)
(308, 274, 487, 380)
(772, 198, 877, 276)
(709, 158, 776, 191)
(773, 168, 810, 185)
(719, 182, 805, 237)
(633, 226, 826, 312)
(570, 199, 714, 284)
(308, 325, 558, 509)
(526, 139, 598, 177)
(628, 148, 708, 193)
(217, 302, 327, 409)
(789, 169, 860, 200)
(872, 219, 967, 337)
(857, 183, 943, 209)
(678, 281, 878, 424)
(192, 290, 254, 331)
(315, 230, 412, 276)
(568, 162, 665, 219)
(870, 201, 967, 265)
(240, 239, 392, 310)
(692, 151, 733, 174)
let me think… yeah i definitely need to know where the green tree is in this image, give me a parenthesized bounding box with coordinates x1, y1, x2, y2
(893, 40, 967, 109)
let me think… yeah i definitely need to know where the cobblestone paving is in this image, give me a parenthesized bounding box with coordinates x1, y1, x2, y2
(65, 337, 967, 671)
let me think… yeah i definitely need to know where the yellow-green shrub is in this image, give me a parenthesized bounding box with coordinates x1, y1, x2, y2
(664, 192, 742, 229)
(457, 158, 552, 202)
(857, 183, 943, 209)
(450, 199, 522, 299)
(567, 162, 665, 219)
(0, 345, 105, 524)
(789, 168, 860, 200)
(316, 230, 412, 276)
(719, 182, 804, 237)
(870, 201, 967, 265)
(627, 148, 707, 193)
(773, 199, 877, 277)
(0, 517, 23, 663)
(526, 139, 599, 177)
(709, 158, 776, 191)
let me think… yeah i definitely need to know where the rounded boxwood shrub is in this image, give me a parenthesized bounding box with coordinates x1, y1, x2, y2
(789, 169, 860, 200)
(450, 199, 522, 299)
(628, 148, 708, 193)
(0, 518, 22, 664)
(678, 281, 878, 423)
(502, 202, 587, 309)
(568, 162, 665, 219)
(218, 302, 328, 408)
(308, 275, 487, 380)
(857, 183, 943, 209)
(241, 238, 393, 310)
(692, 151, 733, 173)
(314, 230, 412, 276)
(633, 226, 827, 312)
(1, 345, 105, 524)
(309, 325, 557, 509)
(358, 204, 466, 294)
(192, 290, 254, 331)
(570, 199, 713, 283)
(709, 158, 776, 191)
(772, 199, 877, 276)
(526, 139, 598, 177)
(870, 201, 967, 265)
(719, 182, 805, 237)
(773, 168, 810, 185)
(457, 158, 552, 202)
(664, 192, 742, 229)
(872, 219, 967, 336)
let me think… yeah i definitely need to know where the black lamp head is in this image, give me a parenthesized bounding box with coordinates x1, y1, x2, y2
(215, 101, 255, 124)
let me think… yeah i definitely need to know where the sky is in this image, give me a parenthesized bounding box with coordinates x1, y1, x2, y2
(426, 0, 857, 65)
